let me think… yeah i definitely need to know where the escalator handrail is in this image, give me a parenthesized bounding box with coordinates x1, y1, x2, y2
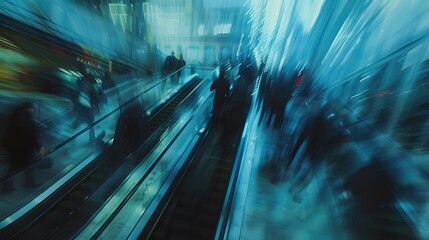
(0, 67, 210, 235)
(0, 60, 207, 183)
(133, 121, 214, 240)
(76, 70, 217, 239)
(40, 60, 202, 126)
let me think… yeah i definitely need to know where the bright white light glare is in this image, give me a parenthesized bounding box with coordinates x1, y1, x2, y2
(247, 0, 324, 74)
(108, 4, 128, 31)
(298, 0, 324, 33)
(360, 75, 371, 82)
(350, 89, 369, 99)
(58, 68, 72, 75)
(198, 24, 206, 36)
(213, 24, 232, 35)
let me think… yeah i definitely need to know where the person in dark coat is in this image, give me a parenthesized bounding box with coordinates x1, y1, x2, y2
(210, 66, 230, 118)
(287, 100, 351, 200)
(2, 102, 45, 192)
(113, 99, 148, 153)
(342, 156, 418, 240)
(164, 51, 177, 80)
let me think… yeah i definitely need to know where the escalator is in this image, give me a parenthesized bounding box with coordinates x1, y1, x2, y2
(0, 76, 204, 239)
(141, 99, 250, 240)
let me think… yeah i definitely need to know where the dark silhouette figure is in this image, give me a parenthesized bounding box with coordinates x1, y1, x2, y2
(102, 70, 115, 91)
(266, 73, 294, 128)
(176, 53, 186, 82)
(287, 101, 351, 200)
(164, 51, 177, 83)
(2, 102, 45, 192)
(342, 157, 418, 240)
(237, 53, 258, 101)
(72, 77, 98, 142)
(210, 66, 230, 118)
(256, 60, 268, 110)
(113, 99, 148, 154)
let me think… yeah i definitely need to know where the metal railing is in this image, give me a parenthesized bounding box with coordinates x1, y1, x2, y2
(0, 60, 206, 183)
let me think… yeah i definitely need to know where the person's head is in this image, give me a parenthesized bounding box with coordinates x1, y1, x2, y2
(179, 53, 183, 60)
(171, 51, 175, 56)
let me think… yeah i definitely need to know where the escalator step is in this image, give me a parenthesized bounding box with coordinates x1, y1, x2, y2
(207, 193, 224, 205)
(209, 182, 229, 191)
(151, 229, 168, 239)
(158, 113, 170, 118)
(212, 174, 230, 182)
(44, 209, 73, 224)
(88, 174, 105, 183)
(201, 200, 222, 212)
(150, 120, 163, 126)
(17, 221, 53, 239)
(68, 190, 90, 201)
(79, 181, 98, 192)
(96, 167, 112, 176)
(194, 220, 215, 233)
(215, 164, 233, 171)
(170, 232, 192, 240)
(57, 200, 81, 211)
(197, 213, 218, 226)
(172, 208, 193, 219)
(169, 221, 192, 233)
(72, 184, 94, 196)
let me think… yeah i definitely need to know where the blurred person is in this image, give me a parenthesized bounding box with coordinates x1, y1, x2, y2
(294, 69, 313, 103)
(1, 102, 45, 192)
(342, 153, 419, 240)
(152, 44, 164, 74)
(79, 64, 105, 110)
(256, 59, 268, 109)
(164, 51, 177, 82)
(112, 99, 148, 154)
(239, 52, 258, 100)
(266, 72, 295, 128)
(176, 53, 186, 83)
(71, 73, 99, 142)
(210, 63, 231, 120)
(102, 70, 115, 91)
(94, 76, 107, 111)
(286, 99, 351, 201)
(231, 54, 255, 103)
